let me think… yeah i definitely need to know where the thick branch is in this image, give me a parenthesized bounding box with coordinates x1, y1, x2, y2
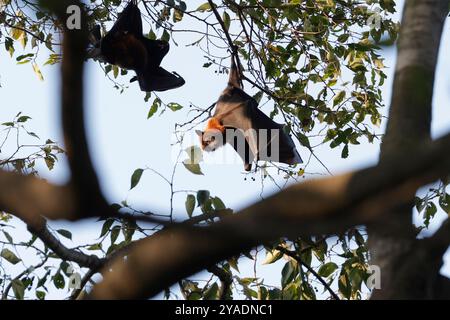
(37, 0, 111, 218)
(0, 170, 76, 223)
(369, 0, 449, 300)
(381, 0, 449, 158)
(87, 132, 450, 299)
(423, 219, 450, 258)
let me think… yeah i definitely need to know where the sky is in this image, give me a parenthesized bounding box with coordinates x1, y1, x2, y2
(1, 0, 450, 299)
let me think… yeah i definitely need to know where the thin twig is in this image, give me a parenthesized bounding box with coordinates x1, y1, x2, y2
(276, 246, 340, 300)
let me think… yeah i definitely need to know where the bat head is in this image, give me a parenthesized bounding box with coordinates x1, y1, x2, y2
(195, 129, 225, 152)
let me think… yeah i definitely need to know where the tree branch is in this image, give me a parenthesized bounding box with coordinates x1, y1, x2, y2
(0, 170, 76, 222)
(27, 220, 104, 269)
(37, 0, 112, 219)
(381, 0, 449, 158)
(87, 132, 450, 299)
(276, 246, 340, 300)
(369, 0, 449, 300)
(423, 219, 450, 258)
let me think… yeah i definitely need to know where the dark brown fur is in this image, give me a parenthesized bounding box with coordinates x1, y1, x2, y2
(100, 1, 184, 92)
(197, 56, 303, 171)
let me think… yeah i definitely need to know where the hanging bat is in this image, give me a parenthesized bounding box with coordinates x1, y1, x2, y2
(88, 0, 185, 92)
(196, 57, 303, 171)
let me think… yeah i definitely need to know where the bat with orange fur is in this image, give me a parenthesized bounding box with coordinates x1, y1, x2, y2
(196, 56, 302, 171)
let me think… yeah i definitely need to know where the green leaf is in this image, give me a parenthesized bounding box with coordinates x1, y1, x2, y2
(185, 194, 196, 217)
(1, 248, 21, 264)
(11, 279, 25, 300)
(338, 272, 351, 299)
(56, 229, 72, 240)
(45, 156, 55, 170)
(88, 243, 102, 251)
(197, 190, 210, 207)
(228, 256, 240, 272)
(333, 90, 346, 107)
(147, 101, 158, 119)
(196, 3, 211, 12)
(222, 11, 231, 31)
(28, 132, 40, 139)
(161, 30, 170, 42)
(281, 261, 297, 288)
(52, 271, 65, 289)
(424, 202, 437, 227)
(268, 288, 282, 300)
(16, 54, 34, 61)
(318, 262, 338, 277)
(263, 249, 283, 265)
(212, 197, 226, 210)
(168, 102, 183, 112)
(341, 144, 349, 159)
(100, 218, 114, 238)
(113, 65, 119, 78)
(2, 231, 13, 244)
(110, 226, 121, 244)
(36, 290, 46, 300)
(130, 168, 144, 189)
(203, 283, 219, 300)
(253, 91, 264, 103)
(296, 132, 311, 148)
(439, 193, 450, 214)
(173, 9, 184, 22)
(301, 282, 316, 300)
(183, 161, 203, 175)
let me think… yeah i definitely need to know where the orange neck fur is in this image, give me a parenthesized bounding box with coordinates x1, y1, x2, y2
(205, 117, 225, 133)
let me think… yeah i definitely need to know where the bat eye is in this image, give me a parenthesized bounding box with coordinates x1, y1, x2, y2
(211, 136, 216, 141)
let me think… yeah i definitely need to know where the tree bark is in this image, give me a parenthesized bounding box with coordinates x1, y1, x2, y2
(370, 0, 450, 299)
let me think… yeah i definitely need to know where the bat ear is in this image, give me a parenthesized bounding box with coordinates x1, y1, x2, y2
(195, 130, 203, 137)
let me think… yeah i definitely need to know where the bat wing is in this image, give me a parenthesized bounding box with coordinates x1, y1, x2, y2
(100, 2, 145, 67)
(226, 128, 254, 171)
(250, 106, 303, 165)
(107, 2, 143, 37)
(134, 67, 185, 92)
(278, 127, 303, 164)
(142, 38, 169, 69)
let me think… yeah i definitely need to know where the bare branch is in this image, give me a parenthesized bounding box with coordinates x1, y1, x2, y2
(27, 220, 104, 269)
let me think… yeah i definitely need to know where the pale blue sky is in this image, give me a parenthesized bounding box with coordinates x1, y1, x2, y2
(1, 0, 450, 299)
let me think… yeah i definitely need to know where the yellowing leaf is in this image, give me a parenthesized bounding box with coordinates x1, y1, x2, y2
(183, 161, 203, 175)
(263, 249, 283, 265)
(1, 248, 21, 264)
(32, 63, 44, 81)
(185, 194, 195, 217)
(196, 3, 211, 12)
